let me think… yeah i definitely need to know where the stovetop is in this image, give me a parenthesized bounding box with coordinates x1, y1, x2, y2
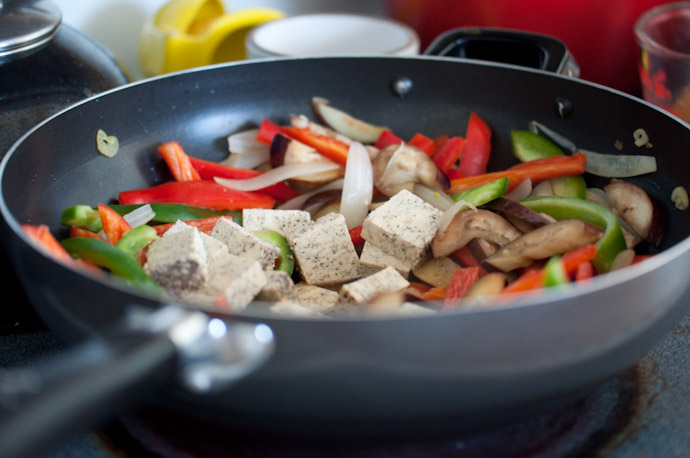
(2, 294, 690, 458)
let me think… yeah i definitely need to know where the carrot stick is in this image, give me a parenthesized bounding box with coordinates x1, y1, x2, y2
(448, 152, 586, 194)
(561, 244, 597, 275)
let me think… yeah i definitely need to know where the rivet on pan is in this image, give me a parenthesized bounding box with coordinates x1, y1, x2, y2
(390, 76, 413, 98)
(554, 96, 574, 118)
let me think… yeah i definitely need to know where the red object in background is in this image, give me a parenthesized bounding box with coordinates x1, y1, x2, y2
(386, 0, 669, 94)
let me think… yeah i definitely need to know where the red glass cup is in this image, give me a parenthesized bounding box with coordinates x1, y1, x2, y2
(636, 1, 690, 122)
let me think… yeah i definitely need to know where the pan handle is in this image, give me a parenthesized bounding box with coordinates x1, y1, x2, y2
(424, 26, 580, 77)
(0, 305, 274, 458)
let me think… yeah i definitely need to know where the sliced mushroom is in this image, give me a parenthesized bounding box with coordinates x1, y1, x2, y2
(486, 197, 555, 233)
(412, 257, 462, 287)
(463, 272, 507, 300)
(484, 219, 604, 272)
(604, 180, 665, 246)
(432, 209, 522, 258)
(373, 143, 449, 197)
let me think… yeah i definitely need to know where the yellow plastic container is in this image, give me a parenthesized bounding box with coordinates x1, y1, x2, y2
(139, 0, 284, 77)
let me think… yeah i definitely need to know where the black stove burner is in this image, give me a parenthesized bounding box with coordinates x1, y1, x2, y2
(107, 365, 640, 458)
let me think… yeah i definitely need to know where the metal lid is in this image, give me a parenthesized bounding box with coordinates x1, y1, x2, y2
(0, 0, 61, 58)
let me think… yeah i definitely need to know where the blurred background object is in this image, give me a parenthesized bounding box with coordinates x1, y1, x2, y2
(138, 0, 284, 77)
(53, 0, 387, 79)
(245, 13, 419, 59)
(386, 0, 673, 94)
(635, 1, 690, 122)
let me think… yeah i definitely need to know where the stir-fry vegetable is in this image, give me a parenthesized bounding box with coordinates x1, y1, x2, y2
(22, 97, 669, 317)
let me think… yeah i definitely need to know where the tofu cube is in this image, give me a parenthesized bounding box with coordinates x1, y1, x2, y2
(339, 266, 410, 306)
(292, 213, 361, 286)
(292, 282, 340, 314)
(144, 227, 208, 292)
(203, 252, 267, 312)
(361, 189, 442, 268)
(359, 241, 411, 278)
(211, 217, 280, 270)
(242, 209, 313, 246)
(257, 270, 296, 302)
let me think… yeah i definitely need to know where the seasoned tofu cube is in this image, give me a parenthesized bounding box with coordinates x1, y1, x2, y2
(159, 220, 228, 263)
(338, 266, 410, 306)
(269, 300, 327, 318)
(145, 227, 208, 292)
(160, 220, 192, 237)
(292, 282, 339, 314)
(292, 213, 361, 286)
(359, 241, 411, 278)
(242, 209, 313, 245)
(257, 270, 296, 302)
(361, 189, 442, 268)
(211, 217, 280, 270)
(199, 233, 229, 264)
(187, 252, 266, 312)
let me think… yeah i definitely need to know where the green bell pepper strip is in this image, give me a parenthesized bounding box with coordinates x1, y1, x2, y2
(252, 229, 294, 275)
(115, 225, 158, 260)
(61, 203, 242, 232)
(451, 176, 509, 204)
(544, 255, 569, 287)
(61, 237, 164, 296)
(511, 130, 564, 161)
(519, 195, 627, 273)
(60, 205, 102, 232)
(511, 130, 586, 199)
(110, 203, 242, 225)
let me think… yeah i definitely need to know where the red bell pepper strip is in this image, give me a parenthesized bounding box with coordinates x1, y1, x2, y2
(433, 135, 450, 151)
(457, 112, 492, 177)
(374, 130, 403, 149)
(419, 285, 447, 302)
(349, 225, 365, 253)
(500, 244, 598, 295)
(448, 152, 587, 194)
(632, 254, 654, 265)
(432, 136, 467, 173)
(281, 127, 351, 166)
(70, 226, 105, 241)
(158, 141, 201, 182)
(119, 180, 275, 210)
(152, 215, 237, 236)
(98, 203, 131, 245)
(408, 133, 436, 156)
(188, 156, 299, 202)
(445, 167, 462, 180)
(443, 266, 481, 309)
(256, 119, 283, 145)
(451, 246, 488, 277)
(22, 224, 75, 266)
(575, 261, 594, 281)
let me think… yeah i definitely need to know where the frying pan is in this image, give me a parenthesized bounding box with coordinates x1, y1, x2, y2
(2, 31, 690, 458)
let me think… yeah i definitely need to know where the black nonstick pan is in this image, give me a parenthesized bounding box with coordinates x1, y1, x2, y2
(2, 31, 690, 458)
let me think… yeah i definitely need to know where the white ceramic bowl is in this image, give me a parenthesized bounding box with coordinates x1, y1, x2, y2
(245, 13, 420, 58)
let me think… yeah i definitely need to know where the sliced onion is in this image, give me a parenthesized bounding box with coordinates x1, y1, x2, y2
(528, 120, 577, 153)
(277, 178, 344, 209)
(221, 151, 269, 170)
(214, 162, 340, 191)
(437, 199, 477, 237)
(227, 128, 266, 154)
(413, 184, 455, 211)
(581, 149, 657, 177)
(124, 204, 155, 228)
(505, 178, 532, 201)
(340, 142, 373, 229)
